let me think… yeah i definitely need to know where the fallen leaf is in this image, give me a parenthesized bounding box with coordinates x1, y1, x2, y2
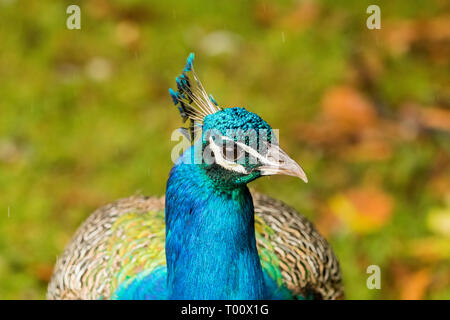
(315, 207, 342, 237)
(329, 187, 393, 234)
(400, 269, 431, 300)
(421, 15, 450, 42)
(253, 2, 277, 28)
(420, 107, 450, 132)
(321, 85, 378, 133)
(407, 237, 450, 262)
(340, 134, 392, 161)
(380, 20, 419, 55)
(32, 263, 54, 283)
(86, 0, 114, 19)
(399, 269, 431, 300)
(280, 0, 321, 31)
(380, 16, 450, 56)
(116, 20, 141, 48)
(427, 207, 450, 237)
(429, 174, 450, 198)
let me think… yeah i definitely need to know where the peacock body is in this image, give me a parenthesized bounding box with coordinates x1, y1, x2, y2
(47, 54, 343, 300)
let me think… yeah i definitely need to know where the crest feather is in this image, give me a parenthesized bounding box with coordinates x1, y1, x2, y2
(169, 53, 220, 142)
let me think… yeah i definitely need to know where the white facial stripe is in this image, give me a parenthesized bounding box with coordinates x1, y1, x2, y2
(208, 136, 248, 174)
(207, 135, 307, 182)
(220, 136, 281, 168)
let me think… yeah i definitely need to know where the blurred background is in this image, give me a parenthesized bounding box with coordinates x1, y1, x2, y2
(0, 0, 449, 299)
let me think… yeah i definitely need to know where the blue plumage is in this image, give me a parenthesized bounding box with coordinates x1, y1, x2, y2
(209, 94, 219, 106)
(114, 146, 293, 300)
(165, 148, 264, 299)
(184, 52, 195, 72)
(113, 54, 313, 300)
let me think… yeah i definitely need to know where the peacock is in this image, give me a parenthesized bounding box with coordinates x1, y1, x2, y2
(47, 53, 343, 300)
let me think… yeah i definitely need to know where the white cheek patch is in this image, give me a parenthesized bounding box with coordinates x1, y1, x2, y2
(208, 136, 248, 174)
(209, 135, 284, 174)
(220, 136, 281, 168)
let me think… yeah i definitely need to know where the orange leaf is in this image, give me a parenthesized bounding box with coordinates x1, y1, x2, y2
(420, 107, 450, 132)
(321, 85, 377, 133)
(329, 187, 393, 234)
(399, 269, 431, 300)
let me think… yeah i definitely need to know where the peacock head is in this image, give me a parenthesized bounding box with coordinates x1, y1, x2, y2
(169, 53, 307, 188)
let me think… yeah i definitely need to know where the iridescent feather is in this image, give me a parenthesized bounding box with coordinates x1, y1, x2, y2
(47, 194, 343, 300)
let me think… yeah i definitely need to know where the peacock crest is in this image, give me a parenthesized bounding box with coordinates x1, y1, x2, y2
(169, 53, 221, 142)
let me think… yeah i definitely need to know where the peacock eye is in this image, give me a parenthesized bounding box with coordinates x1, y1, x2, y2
(222, 142, 244, 163)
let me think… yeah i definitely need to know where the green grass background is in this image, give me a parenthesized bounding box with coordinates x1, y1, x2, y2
(0, 0, 449, 299)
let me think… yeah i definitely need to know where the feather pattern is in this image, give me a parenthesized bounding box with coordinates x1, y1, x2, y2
(47, 194, 343, 300)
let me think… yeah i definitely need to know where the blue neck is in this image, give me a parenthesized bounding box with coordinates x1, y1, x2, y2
(165, 149, 266, 299)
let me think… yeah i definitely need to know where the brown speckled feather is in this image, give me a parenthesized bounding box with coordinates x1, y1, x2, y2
(47, 193, 343, 300)
(253, 193, 343, 299)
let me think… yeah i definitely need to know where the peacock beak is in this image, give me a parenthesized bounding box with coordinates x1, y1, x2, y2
(258, 144, 308, 183)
